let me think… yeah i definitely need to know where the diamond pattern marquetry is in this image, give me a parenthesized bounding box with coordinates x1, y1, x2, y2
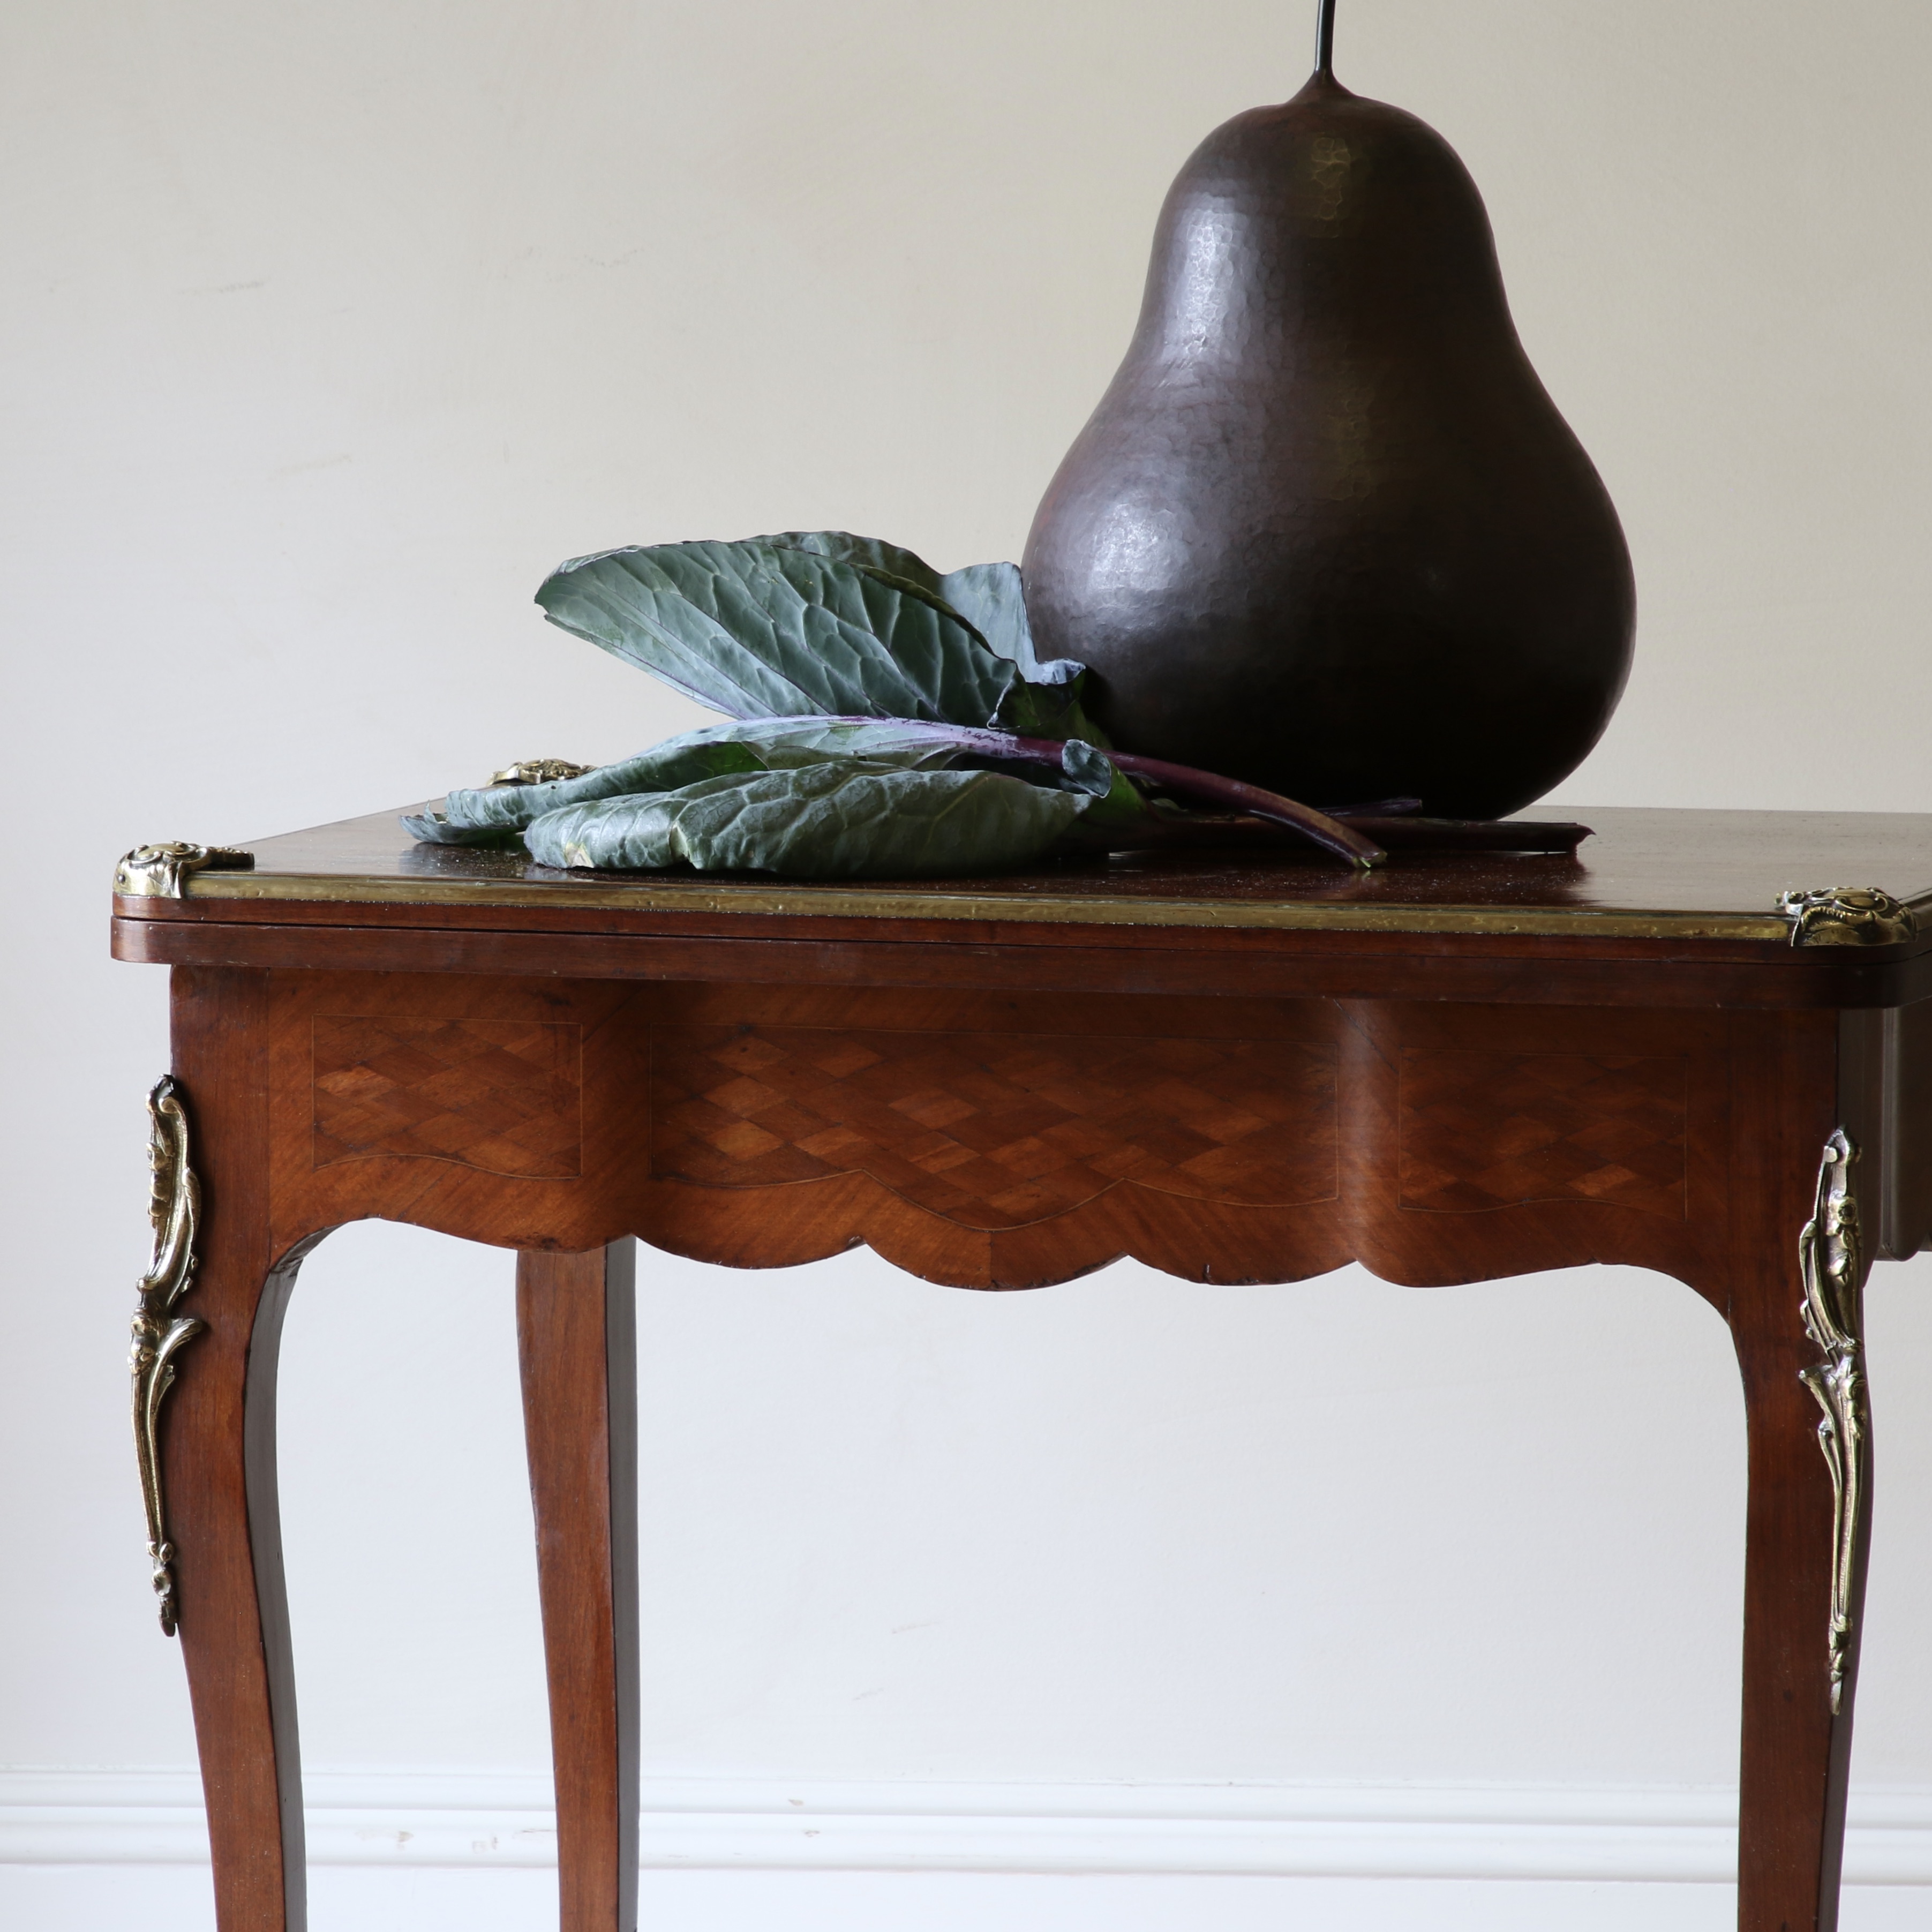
(312, 1017, 583, 1178)
(651, 1026, 1337, 1230)
(1398, 1049, 1687, 1216)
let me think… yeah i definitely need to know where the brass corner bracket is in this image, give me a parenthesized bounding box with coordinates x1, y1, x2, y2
(1779, 886, 1916, 949)
(130, 1076, 206, 1635)
(1799, 1128, 1867, 1714)
(115, 843, 255, 899)
(489, 758, 596, 787)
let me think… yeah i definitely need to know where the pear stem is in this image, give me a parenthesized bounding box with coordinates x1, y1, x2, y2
(1314, 0, 1336, 78)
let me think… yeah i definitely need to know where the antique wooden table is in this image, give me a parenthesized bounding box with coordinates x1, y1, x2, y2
(111, 805, 1932, 1932)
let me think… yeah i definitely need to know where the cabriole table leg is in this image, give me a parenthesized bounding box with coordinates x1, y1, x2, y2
(164, 966, 319, 1932)
(1728, 1037, 1873, 1932)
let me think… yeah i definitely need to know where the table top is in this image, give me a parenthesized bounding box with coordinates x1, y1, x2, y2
(121, 803, 1932, 945)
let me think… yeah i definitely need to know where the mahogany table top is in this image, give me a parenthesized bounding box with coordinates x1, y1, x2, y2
(122, 803, 1932, 942)
(113, 803, 1932, 1012)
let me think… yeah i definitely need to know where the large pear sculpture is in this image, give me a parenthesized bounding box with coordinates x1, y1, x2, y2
(1021, 4, 1633, 818)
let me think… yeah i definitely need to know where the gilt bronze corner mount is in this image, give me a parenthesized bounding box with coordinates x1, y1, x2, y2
(490, 758, 596, 787)
(130, 1076, 206, 1636)
(1779, 886, 1916, 949)
(115, 843, 255, 899)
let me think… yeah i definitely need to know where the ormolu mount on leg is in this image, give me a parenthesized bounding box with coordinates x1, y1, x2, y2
(129, 1075, 206, 1635)
(1799, 1129, 1868, 1715)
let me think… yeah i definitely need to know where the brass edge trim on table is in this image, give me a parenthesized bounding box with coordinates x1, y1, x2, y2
(133, 869, 1818, 941)
(129, 1077, 206, 1637)
(1798, 1128, 1868, 1716)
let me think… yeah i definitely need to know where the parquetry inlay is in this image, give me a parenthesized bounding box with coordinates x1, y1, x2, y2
(1399, 1049, 1687, 1216)
(652, 1026, 1337, 1229)
(312, 1016, 583, 1178)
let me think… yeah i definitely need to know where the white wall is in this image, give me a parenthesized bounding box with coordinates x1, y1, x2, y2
(7, 2, 1932, 1927)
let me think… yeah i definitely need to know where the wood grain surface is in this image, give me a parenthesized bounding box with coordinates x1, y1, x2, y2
(126, 814, 1931, 1931)
(312, 1014, 583, 1177)
(517, 1243, 638, 1932)
(1396, 1047, 1688, 1216)
(165, 969, 315, 1932)
(113, 907, 1932, 1013)
(650, 1023, 1339, 1222)
(240, 978, 1735, 1296)
(125, 803, 1932, 927)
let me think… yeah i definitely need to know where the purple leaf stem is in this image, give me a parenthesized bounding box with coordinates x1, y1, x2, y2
(809, 718, 1386, 868)
(1098, 748, 1386, 868)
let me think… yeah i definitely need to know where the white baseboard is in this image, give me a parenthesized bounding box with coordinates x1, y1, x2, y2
(4, 1770, 1931, 1886)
